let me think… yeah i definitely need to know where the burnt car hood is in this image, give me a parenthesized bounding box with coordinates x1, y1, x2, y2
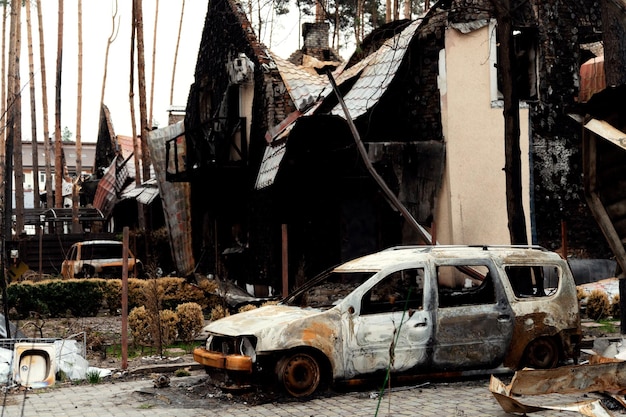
(205, 304, 324, 337)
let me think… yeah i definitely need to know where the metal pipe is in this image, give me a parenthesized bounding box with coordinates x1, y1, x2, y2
(326, 70, 433, 245)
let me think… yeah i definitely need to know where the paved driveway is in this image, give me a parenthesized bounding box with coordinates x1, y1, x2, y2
(1, 373, 607, 417)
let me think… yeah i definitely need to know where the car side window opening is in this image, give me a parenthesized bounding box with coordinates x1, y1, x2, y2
(361, 268, 425, 315)
(437, 265, 496, 308)
(505, 265, 558, 298)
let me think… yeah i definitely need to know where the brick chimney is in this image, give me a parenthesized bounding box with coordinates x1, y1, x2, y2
(302, 22, 330, 50)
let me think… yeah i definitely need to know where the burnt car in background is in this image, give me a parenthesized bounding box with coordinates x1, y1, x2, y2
(194, 245, 581, 397)
(61, 240, 143, 279)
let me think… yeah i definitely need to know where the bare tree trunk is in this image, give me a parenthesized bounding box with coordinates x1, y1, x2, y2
(100, 1, 119, 109)
(600, 0, 626, 333)
(54, 0, 64, 208)
(170, 0, 185, 105)
(1, 3, 7, 200)
(26, 0, 40, 209)
(134, 0, 149, 231)
(404, 0, 411, 19)
(37, 0, 53, 209)
(148, 0, 159, 128)
(491, 0, 528, 245)
(135, 0, 150, 183)
(6, 0, 17, 240)
(72, 0, 83, 232)
(386, 0, 391, 23)
(12, 0, 24, 235)
(601, 0, 626, 86)
(130, 1, 144, 230)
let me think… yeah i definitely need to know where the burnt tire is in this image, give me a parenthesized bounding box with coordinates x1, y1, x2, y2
(276, 352, 321, 398)
(523, 337, 559, 369)
(81, 266, 95, 278)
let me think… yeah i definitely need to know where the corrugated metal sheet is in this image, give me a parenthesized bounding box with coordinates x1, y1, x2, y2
(120, 178, 160, 205)
(147, 122, 195, 276)
(92, 155, 130, 218)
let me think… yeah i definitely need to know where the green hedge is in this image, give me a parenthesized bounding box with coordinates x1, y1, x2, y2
(6, 277, 211, 319)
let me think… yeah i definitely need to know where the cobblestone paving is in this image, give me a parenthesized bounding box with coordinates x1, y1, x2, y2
(2, 374, 616, 417)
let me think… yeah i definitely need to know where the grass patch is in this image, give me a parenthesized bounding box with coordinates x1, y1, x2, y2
(597, 319, 619, 334)
(86, 370, 102, 384)
(105, 341, 202, 359)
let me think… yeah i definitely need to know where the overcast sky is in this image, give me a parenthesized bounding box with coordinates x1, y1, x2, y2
(15, 0, 307, 144)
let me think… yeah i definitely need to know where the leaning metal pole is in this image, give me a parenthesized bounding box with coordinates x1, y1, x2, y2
(326, 70, 434, 245)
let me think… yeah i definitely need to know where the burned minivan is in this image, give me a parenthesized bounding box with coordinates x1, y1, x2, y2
(193, 245, 581, 397)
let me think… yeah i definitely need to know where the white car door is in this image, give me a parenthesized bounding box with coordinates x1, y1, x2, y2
(344, 267, 432, 378)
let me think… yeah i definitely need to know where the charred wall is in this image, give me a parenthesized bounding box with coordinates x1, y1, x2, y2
(530, 0, 610, 258)
(183, 0, 297, 284)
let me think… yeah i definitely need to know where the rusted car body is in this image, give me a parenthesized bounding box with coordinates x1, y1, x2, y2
(61, 240, 142, 279)
(194, 245, 581, 397)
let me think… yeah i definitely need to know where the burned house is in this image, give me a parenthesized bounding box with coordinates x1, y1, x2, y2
(161, 0, 612, 294)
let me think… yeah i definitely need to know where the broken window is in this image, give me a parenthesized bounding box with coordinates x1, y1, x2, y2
(437, 265, 496, 308)
(361, 268, 425, 315)
(504, 265, 559, 298)
(287, 271, 373, 309)
(491, 21, 538, 103)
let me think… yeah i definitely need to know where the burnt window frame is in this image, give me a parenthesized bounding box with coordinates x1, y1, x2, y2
(490, 20, 539, 106)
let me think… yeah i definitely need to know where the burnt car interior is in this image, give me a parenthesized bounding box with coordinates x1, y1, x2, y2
(437, 265, 496, 307)
(361, 268, 424, 314)
(505, 265, 558, 297)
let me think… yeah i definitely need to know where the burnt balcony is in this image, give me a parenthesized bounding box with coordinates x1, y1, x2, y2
(166, 117, 248, 182)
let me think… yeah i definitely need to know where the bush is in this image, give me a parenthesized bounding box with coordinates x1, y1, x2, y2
(7, 279, 103, 318)
(6, 277, 210, 319)
(159, 309, 179, 347)
(611, 294, 621, 319)
(586, 290, 610, 321)
(128, 306, 153, 346)
(176, 302, 205, 344)
(210, 305, 229, 321)
(101, 279, 122, 314)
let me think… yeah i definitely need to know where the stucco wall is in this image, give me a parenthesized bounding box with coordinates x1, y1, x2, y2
(436, 24, 531, 245)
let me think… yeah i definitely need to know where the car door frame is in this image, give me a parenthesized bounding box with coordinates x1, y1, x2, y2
(430, 258, 514, 371)
(341, 263, 433, 379)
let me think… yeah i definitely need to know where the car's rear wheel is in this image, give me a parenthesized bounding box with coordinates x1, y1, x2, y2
(523, 337, 559, 369)
(81, 266, 95, 278)
(276, 352, 321, 397)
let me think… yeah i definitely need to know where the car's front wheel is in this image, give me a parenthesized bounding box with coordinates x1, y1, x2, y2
(276, 352, 321, 398)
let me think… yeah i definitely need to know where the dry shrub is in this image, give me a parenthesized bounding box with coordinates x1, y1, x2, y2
(586, 289, 610, 321)
(210, 305, 229, 321)
(128, 306, 153, 346)
(101, 279, 122, 314)
(611, 294, 621, 319)
(238, 304, 258, 313)
(159, 309, 179, 347)
(176, 302, 205, 344)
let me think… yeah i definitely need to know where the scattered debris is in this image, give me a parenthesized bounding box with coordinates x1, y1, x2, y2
(490, 375, 613, 417)
(0, 338, 113, 388)
(490, 339, 626, 417)
(154, 374, 171, 388)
